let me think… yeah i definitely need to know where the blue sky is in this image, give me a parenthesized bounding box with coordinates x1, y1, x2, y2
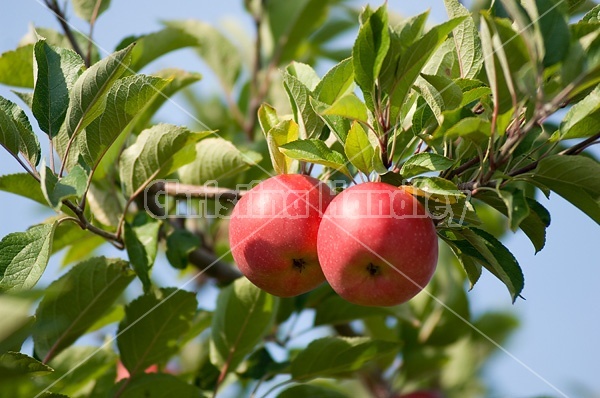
(0, 1, 599, 397)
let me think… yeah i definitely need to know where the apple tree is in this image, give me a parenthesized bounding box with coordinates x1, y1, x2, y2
(0, 0, 599, 397)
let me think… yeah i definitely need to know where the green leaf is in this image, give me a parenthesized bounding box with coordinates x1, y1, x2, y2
(0, 45, 35, 88)
(444, 0, 483, 79)
(112, 373, 205, 398)
(321, 94, 369, 123)
(72, 0, 111, 22)
(0, 96, 41, 168)
(210, 278, 279, 372)
(408, 177, 466, 203)
(439, 116, 491, 141)
(400, 153, 454, 179)
(277, 384, 349, 398)
(310, 97, 351, 144)
(124, 213, 161, 291)
(118, 27, 197, 72)
(266, 0, 331, 62)
(389, 17, 466, 123)
(287, 62, 321, 91)
(60, 44, 135, 144)
(344, 121, 377, 175)
(33, 41, 84, 138)
(0, 222, 57, 292)
(314, 58, 354, 105)
(74, 74, 170, 172)
(279, 139, 351, 176)
(61, 234, 105, 267)
(165, 229, 200, 270)
(416, 73, 463, 123)
(43, 345, 116, 396)
(498, 188, 531, 232)
(526, 155, 600, 225)
(33, 257, 134, 362)
(532, 0, 571, 66)
(40, 164, 88, 210)
(477, 191, 550, 253)
(559, 85, 600, 140)
(352, 4, 390, 108)
(165, 20, 241, 90)
(290, 336, 399, 381)
(313, 295, 390, 326)
(453, 228, 524, 301)
(0, 99, 23, 158)
(177, 137, 261, 186)
(86, 179, 124, 227)
(0, 352, 53, 380)
(262, 119, 299, 175)
(283, 71, 324, 139)
(0, 295, 34, 353)
(131, 69, 202, 134)
(582, 3, 600, 21)
(117, 288, 197, 376)
(119, 124, 210, 197)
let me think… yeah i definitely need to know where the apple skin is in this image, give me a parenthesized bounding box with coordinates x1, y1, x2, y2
(317, 182, 438, 307)
(229, 174, 335, 297)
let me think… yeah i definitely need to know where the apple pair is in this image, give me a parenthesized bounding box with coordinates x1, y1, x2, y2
(228, 174, 438, 307)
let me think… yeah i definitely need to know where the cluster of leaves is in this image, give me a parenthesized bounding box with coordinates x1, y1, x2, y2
(0, 0, 598, 397)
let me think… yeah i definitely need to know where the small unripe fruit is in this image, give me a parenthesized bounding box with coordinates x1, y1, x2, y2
(317, 182, 438, 306)
(229, 174, 335, 297)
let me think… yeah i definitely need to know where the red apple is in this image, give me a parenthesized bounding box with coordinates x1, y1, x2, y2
(317, 182, 438, 306)
(229, 174, 335, 297)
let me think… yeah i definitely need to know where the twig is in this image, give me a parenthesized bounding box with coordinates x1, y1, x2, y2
(62, 199, 124, 249)
(85, 0, 104, 66)
(43, 0, 87, 64)
(154, 181, 244, 201)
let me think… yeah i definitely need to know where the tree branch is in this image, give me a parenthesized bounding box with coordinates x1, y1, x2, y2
(142, 185, 241, 284)
(43, 0, 87, 65)
(154, 181, 245, 201)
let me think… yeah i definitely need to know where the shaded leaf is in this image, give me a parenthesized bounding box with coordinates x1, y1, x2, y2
(117, 288, 197, 376)
(0, 96, 41, 167)
(526, 155, 600, 225)
(0, 352, 53, 380)
(210, 278, 279, 372)
(124, 213, 161, 291)
(165, 229, 200, 270)
(112, 373, 205, 398)
(33, 257, 134, 362)
(283, 71, 324, 139)
(344, 121, 377, 175)
(291, 336, 399, 381)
